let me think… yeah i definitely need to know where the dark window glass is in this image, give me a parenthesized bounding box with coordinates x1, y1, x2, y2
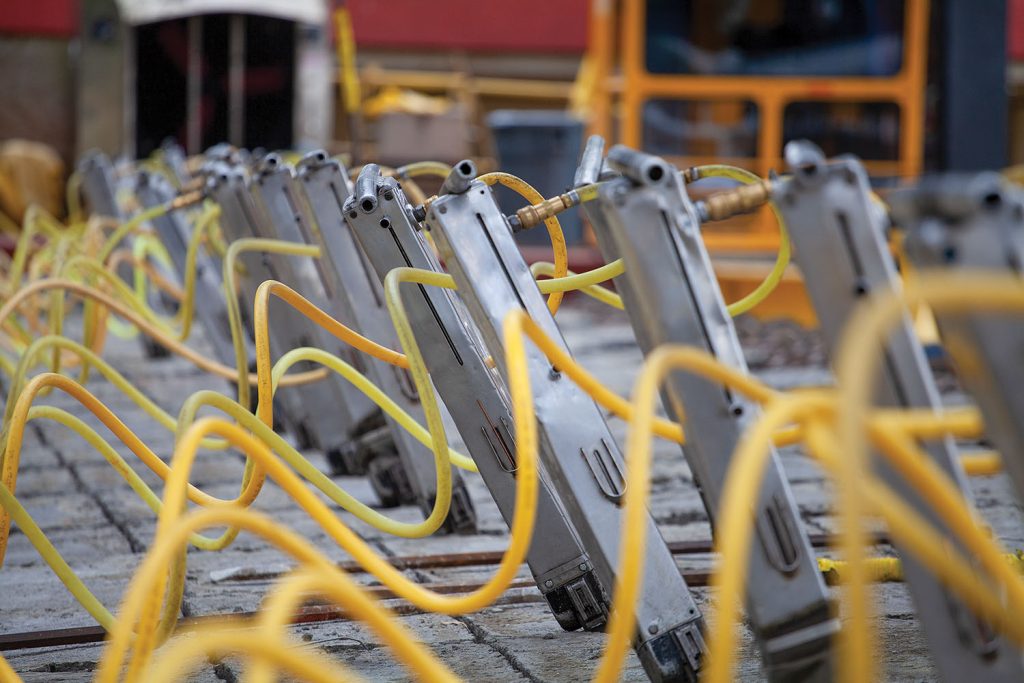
(244, 15, 295, 151)
(135, 19, 189, 157)
(200, 14, 230, 149)
(644, 0, 905, 77)
(642, 99, 759, 159)
(783, 101, 900, 160)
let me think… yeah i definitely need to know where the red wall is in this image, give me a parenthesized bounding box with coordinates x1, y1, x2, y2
(346, 0, 589, 53)
(1012, 0, 1024, 61)
(0, 0, 78, 37)
(1, 0, 588, 52)
(3, 1, 1020, 59)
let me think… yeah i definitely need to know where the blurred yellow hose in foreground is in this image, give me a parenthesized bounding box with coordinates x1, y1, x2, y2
(832, 271, 1024, 682)
(95, 394, 537, 680)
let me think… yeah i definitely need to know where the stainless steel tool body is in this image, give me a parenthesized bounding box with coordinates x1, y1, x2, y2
(204, 161, 320, 446)
(134, 170, 242, 370)
(79, 151, 175, 359)
(345, 166, 606, 631)
(248, 155, 383, 469)
(583, 144, 837, 683)
(425, 164, 707, 683)
(294, 153, 476, 532)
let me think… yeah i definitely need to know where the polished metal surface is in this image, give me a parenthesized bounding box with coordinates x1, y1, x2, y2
(346, 167, 605, 631)
(585, 147, 837, 683)
(427, 177, 706, 683)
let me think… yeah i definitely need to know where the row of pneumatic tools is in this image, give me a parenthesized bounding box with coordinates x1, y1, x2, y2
(68, 135, 1024, 683)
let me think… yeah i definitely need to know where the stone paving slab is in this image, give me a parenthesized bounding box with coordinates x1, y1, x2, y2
(3, 525, 133, 571)
(1, 298, 1021, 682)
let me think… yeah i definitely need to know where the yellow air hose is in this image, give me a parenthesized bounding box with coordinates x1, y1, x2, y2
(2, 300, 1023, 683)
(478, 171, 570, 314)
(4, 163, 1024, 683)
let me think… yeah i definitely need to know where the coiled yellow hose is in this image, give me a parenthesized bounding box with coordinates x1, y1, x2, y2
(689, 164, 792, 316)
(478, 171, 569, 314)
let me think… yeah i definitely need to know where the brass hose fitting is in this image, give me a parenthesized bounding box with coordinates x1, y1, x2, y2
(697, 178, 774, 222)
(507, 183, 600, 232)
(168, 189, 205, 211)
(513, 191, 578, 232)
(185, 155, 204, 175)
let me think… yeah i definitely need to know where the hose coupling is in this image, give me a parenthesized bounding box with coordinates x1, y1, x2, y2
(507, 183, 601, 232)
(168, 189, 205, 211)
(179, 175, 206, 194)
(697, 178, 774, 222)
(412, 195, 439, 224)
(511, 190, 579, 232)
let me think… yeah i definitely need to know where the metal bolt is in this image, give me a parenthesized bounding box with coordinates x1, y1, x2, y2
(348, 210, 358, 219)
(648, 624, 660, 635)
(544, 579, 554, 588)
(578, 563, 588, 572)
(439, 206, 448, 214)
(379, 217, 391, 229)
(383, 190, 394, 202)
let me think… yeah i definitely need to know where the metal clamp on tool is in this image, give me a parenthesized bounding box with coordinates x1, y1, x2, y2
(895, 174, 1024, 518)
(775, 141, 1024, 682)
(248, 154, 386, 478)
(133, 169, 244, 376)
(78, 152, 125, 221)
(344, 162, 606, 631)
(78, 151, 175, 359)
(583, 140, 838, 683)
(291, 154, 418, 501)
(203, 159, 319, 445)
(157, 140, 194, 188)
(426, 159, 707, 683)
(294, 152, 477, 533)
